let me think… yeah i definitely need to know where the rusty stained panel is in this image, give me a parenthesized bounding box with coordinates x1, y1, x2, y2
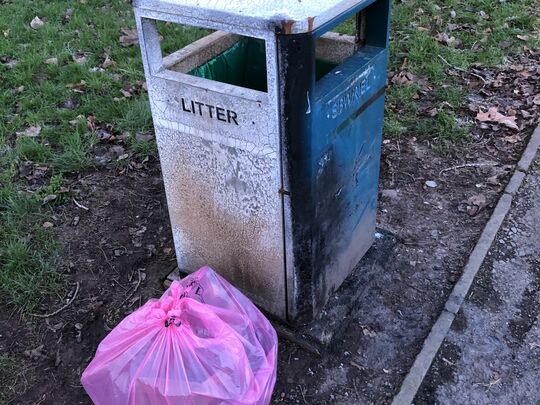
(148, 75, 286, 318)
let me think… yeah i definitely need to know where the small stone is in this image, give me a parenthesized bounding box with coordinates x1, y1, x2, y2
(425, 180, 438, 188)
(381, 189, 399, 199)
(74, 323, 83, 330)
(42, 221, 54, 228)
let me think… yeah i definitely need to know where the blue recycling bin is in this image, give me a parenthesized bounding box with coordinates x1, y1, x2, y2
(278, 2, 391, 323)
(134, 0, 391, 324)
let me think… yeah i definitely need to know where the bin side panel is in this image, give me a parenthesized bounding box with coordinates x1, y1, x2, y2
(280, 43, 387, 323)
(310, 49, 387, 312)
(149, 77, 286, 318)
(311, 95, 385, 310)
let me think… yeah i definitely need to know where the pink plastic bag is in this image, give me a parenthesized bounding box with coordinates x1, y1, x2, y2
(81, 267, 277, 405)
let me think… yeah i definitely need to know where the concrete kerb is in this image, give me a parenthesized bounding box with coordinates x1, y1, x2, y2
(518, 124, 540, 172)
(392, 124, 540, 405)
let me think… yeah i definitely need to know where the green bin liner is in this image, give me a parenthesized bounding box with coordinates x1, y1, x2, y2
(190, 38, 268, 92)
(189, 37, 338, 92)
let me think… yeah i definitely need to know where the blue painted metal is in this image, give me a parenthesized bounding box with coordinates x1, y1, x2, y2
(279, 0, 391, 323)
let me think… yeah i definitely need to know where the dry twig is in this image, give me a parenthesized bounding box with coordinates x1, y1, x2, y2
(30, 282, 80, 318)
(437, 54, 487, 84)
(439, 162, 498, 176)
(72, 198, 89, 211)
(119, 269, 142, 307)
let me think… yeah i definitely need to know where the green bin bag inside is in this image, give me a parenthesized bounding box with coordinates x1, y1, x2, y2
(190, 38, 268, 92)
(189, 37, 338, 92)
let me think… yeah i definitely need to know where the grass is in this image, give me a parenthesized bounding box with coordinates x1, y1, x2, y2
(0, 355, 21, 402)
(0, 0, 538, 313)
(337, 0, 539, 149)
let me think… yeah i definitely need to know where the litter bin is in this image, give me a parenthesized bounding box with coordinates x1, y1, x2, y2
(134, 0, 391, 324)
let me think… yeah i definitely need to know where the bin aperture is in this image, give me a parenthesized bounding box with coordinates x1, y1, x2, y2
(134, 0, 391, 325)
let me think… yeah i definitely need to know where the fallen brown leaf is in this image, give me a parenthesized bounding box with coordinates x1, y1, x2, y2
(119, 27, 138, 47)
(66, 80, 87, 93)
(72, 52, 87, 65)
(101, 52, 115, 69)
(435, 32, 462, 47)
(476, 107, 519, 130)
(467, 194, 487, 216)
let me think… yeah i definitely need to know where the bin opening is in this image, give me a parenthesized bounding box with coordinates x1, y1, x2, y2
(189, 37, 268, 92)
(187, 37, 339, 92)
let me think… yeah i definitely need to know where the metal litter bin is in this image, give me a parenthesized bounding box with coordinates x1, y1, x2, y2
(134, 0, 391, 324)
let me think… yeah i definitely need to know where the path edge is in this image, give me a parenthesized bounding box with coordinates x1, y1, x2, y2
(392, 124, 540, 405)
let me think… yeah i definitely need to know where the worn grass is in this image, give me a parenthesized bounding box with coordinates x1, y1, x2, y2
(0, 355, 21, 402)
(0, 0, 538, 313)
(337, 0, 539, 149)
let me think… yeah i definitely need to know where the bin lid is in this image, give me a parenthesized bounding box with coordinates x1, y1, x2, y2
(134, 0, 371, 34)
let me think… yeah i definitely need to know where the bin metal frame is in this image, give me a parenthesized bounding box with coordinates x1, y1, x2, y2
(134, 0, 391, 324)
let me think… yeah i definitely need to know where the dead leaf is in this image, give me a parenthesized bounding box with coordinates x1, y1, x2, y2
(435, 32, 462, 47)
(66, 80, 87, 93)
(42, 221, 54, 228)
(86, 115, 97, 131)
(44, 57, 58, 65)
(101, 52, 115, 69)
(478, 10, 489, 20)
(503, 134, 521, 144)
(16, 126, 41, 138)
(120, 88, 133, 98)
(30, 16, 45, 29)
(42, 194, 57, 204)
(119, 27, 138, 47)
(487, 175, 500, 186)
(110, 145, 125, 156)
(517, 35, 529, 41)
(532, 95, 540, 105)
(467, 194, 487, 216)
(24, 345, 47, 360)
(361, 325, 377, 338)
(136, 132, 154, 142)
(62, 8, 73, 24)
(72, 52, 87, 65)
(476, 107, 519, 130)
(1, 57, 18, 69)
(58, 97, 79, 110)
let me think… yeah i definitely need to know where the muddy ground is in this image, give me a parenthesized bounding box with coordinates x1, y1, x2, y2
(1, 52, 539, 404)
(415, 155, 540, 405)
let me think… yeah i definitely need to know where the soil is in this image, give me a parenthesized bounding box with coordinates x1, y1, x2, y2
(1, 51, 538, 404)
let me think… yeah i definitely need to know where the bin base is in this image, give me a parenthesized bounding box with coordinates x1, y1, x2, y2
(272, 229, 398, 355)
(163, 229, 397, 355)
